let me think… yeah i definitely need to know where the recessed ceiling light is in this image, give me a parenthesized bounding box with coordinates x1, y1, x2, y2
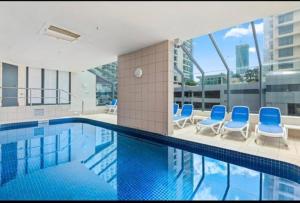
(43, 24, 80, 42)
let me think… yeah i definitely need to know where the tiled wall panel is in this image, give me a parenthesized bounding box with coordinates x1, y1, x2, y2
(117, 40, 173, 135)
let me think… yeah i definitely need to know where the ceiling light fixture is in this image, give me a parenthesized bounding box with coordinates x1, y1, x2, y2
(43, 24, 80, 42)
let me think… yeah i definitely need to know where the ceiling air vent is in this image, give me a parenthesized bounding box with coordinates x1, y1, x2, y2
(43, 25, 80, 42)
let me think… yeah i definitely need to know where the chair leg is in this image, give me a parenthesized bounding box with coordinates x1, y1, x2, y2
(220, 127, 225, 138)
(283, 138, 288, 147)
(283, 128, 288, 147)
(254, 125, 259, 145)
(176, 121, 182, 129)
(196, 125, 201, 133)
(217, 123, 222, 134)
(211, 125, 218, 135)
(179, 119, 187, 129)
(246, 124, 249, 139)
(242, 125, 249, 140)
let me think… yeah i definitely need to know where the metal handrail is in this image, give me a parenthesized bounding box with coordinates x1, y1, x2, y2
(0, 86, 80, 100)
(0, 86, 84, 114)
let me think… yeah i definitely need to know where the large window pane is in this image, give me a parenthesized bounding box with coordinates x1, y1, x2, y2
(44, 70, 57, 104)
(278, 36, 293, 46)
(213, 20, 261, 113)
(173, 9, 300, 117)
(278, 24, 293, 35)
(95, 62, 118, 106)
(27, 67, 42, 104)
(278, 12, 293, 24)
(58, 71, 70, 104)
(278, 47, 293, 58)
(176, 35, 227, 111)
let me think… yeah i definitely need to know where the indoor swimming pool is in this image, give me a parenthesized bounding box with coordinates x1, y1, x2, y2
(0, 118, 299, 200)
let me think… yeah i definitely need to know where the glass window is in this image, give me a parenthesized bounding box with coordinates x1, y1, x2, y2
(93, 62, 118, 106)
(44, 70, 57, 104)
(191, 34, 227, 111)
(174, 9, 300, 116)
(278, 183, 294, 194)
(278, 12, 293, 24)
(288, 104, 300, 116)
(278, 194, 293, 201)
(174, 92, 182, 98)
(214, 20, 260, 113)
(27, 67, 42, 104)
(278, 60, 294, 69)
(193, 91, 202, 98)
(278, 24, 293, 35)
(278, 47, 293, 58)
(184, 91, 192, 97)
(58, 71, 70, 104)
(278, 36, 293, 46)
(205, 91, 220, 98)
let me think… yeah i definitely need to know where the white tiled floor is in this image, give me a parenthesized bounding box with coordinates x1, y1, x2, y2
(81, 113, 300, 166)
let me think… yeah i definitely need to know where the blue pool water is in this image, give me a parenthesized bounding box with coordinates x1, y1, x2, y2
(0, 120, 300, 200)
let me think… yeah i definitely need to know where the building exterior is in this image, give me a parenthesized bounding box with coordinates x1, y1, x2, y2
(196, 73, 227, 85)
(174, 82, 261, 112)
(262, 9, 300, 115)
(265, 71, 300, 116)
(263, 175, 300, 200)
(264, 9, 300, 71)
(174, 39, 194, 83)
(236, 44, 250, 75)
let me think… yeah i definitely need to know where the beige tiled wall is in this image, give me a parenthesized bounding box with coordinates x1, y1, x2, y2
(117, 40, 174, 135)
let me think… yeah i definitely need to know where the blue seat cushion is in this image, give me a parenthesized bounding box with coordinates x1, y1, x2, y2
(173, 115, 188, 121)
(258, 124, 283, 134)
(199, 119, 221, 126)
(224, 121, 247, 129)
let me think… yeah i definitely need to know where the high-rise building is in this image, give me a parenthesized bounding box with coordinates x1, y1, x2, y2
(263, 175, 300, 200)
(264, 9, 300, 71)
(236, 44, 249, 75)
(174, 39, 194, 83)
(263, 9, 300, 115)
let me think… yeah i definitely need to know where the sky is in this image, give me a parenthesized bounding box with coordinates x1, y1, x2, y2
(192, 19, 264, 79)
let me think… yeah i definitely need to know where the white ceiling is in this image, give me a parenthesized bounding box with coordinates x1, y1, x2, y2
(0, 1, 299, 72)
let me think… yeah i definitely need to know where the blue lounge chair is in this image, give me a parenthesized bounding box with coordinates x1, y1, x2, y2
(196, 105, 226, 135)
(174, 103, 179, 115)
(106, 99, 118, 114)
(221, 106, 250, 140)
(255, 107, 288, 146)
(173, 104, 193, 129)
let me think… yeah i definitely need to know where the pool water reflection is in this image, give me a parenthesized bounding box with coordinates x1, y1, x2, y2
(0, 123, 299, 200)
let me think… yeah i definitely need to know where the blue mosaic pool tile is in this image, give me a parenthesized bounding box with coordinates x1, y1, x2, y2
(3, 117, 300, 185)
